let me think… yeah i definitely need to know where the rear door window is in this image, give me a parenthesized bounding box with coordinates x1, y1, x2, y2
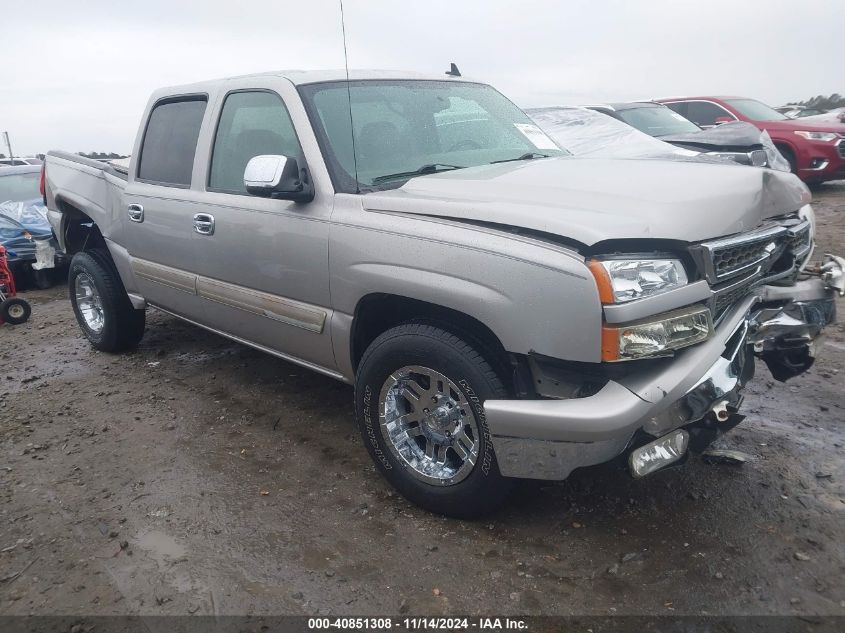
(663, 102, 688, 118)
(684, 101, 733, 127)
(209, 91, 303, 194)
(138, 97, 207, 186)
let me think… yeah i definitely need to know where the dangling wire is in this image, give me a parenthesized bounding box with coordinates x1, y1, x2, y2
(339, 0, 360, 193)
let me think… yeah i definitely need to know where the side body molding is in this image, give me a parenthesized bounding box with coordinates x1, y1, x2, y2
(129, 257, 327, 333)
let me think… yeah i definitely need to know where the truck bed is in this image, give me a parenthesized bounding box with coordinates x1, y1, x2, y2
(44, 151, 128, 249)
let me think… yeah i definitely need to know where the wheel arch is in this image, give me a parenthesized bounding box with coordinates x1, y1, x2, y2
(56, 197, 107, 255)
(772, 139, 799, 170)
(56, 198, 143, 308)
(349, 293, 513, 385)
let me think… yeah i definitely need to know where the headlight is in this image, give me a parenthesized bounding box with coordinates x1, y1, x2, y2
(588, 258, 688, 304)
(601, 305, 713, 361)
(794, 131, 837, 142)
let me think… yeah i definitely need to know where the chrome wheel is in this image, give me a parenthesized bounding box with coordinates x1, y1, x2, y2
(7, 304, 25, 320)
(75, 273, 105, 333)
(379, 365, 480, 486)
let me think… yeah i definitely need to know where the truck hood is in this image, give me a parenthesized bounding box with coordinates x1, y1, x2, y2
(362, 156, 810, 247)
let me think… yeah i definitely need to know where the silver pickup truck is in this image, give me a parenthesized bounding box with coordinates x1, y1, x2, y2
(43, 70, 844, 517)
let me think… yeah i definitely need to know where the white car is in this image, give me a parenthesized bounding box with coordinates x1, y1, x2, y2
(0, 157, 43, 167)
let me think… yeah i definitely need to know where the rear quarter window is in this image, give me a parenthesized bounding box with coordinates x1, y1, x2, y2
(138, 97, 207, 186)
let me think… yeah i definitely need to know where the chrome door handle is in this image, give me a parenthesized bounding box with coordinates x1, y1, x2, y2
(127, 204, 144, 223)
(193, 213, 215, 235)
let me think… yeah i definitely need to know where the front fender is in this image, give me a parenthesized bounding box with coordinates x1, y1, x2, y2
(329, 208, 603, 368)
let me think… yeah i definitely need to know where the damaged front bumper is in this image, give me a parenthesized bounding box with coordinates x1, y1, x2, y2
(486, 269, 841, 481)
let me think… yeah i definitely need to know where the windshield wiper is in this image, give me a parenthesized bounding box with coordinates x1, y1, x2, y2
(491, 152, 549, 164)
(371, 163, 465, 185)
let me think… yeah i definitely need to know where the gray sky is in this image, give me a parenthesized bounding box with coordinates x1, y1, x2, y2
(3, 0, 843, 156)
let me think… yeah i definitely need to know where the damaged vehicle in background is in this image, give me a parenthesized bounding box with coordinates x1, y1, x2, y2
(527, 105, 790, 171)
(657, 96, 845, 184)
(42, 70, 844, 517)
(584, 101, 782, 168)
(0, 165, 62, 288)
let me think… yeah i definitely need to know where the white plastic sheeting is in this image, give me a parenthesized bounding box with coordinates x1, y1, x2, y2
(529, 106, 696, 158)
(528, 106, 790, 171)
(0, 199, 51, 231)
(33, 239, 57, 270)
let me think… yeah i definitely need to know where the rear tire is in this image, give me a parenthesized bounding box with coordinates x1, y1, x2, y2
(355, 323, 512, 518)
(1, 298, 31, 325)
(69, 249, 145, 352)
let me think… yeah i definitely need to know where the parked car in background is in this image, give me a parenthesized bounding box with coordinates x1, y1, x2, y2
(0, 211, 54, 285)
(528, 106, 789, 171)
(775, 105, 827, 119)
(585, 101, 701, 136)
(0, 165, 62, 287)
(656, 96, 845, 184)
(582, 101, 775, 167)
(799, 106, 845, 125)
(0, 157, 43, 167)
(43, 70, 843, 517)
(528, 105, 689, 158)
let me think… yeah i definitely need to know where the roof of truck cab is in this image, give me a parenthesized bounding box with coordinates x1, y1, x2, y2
(157, 69, 484, 95)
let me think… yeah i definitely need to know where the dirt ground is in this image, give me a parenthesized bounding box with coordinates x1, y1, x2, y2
(1, 183, 844, 619)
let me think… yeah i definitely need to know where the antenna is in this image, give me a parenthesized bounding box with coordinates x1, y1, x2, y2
(446, 63, 461, 77)
(339, 0, 360, 193)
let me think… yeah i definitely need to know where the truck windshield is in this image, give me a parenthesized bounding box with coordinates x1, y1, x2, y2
(299, 80, 566, 192)
(615, 106, 701, 137)
(725, 99, 789, 122)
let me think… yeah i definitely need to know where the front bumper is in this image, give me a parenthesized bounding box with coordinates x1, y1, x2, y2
(799, 138, 845, 181)
(487, 278, 838, 480)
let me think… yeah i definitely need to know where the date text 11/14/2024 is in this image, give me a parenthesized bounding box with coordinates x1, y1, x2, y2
(307, 617, 529, 630)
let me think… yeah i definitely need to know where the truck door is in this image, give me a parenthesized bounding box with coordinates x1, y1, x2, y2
(121, 95, 210, 319)
(189, 86, 336, 372)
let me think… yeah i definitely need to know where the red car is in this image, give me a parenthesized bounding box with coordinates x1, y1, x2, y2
(656, 96, 845, 184)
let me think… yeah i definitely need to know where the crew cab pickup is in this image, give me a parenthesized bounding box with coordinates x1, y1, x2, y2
(43, 70, 844, 517)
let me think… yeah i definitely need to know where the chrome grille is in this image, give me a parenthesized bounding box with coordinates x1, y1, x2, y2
(712, 240, 772, 279)
(712, 273, 758, 316)
(697, 224, 785, 283)
(838, 138, 845, 159)
(694, 218, 812, 320)
(749, 149, 768, 167)
(787, 222, 812, 261)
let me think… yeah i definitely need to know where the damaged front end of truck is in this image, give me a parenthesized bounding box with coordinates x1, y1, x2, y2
(487, 215, 842, 481)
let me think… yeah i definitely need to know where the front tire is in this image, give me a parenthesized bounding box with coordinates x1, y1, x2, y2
(69, 249, 145, 352)
(355, 323, 512, 518)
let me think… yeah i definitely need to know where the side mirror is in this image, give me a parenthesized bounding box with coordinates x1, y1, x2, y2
(244, 154, 313, 202)
(714, 116, 733, 125)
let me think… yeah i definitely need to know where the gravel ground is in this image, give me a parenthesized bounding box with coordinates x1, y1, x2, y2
(1, 182, 844, 618)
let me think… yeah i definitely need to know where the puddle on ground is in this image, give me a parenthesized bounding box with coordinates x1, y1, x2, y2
(134, 529, 188, 567)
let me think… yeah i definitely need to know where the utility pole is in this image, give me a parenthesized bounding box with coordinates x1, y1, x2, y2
(2, 132, 13, 160)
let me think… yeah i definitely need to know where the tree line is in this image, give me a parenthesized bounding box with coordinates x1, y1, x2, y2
(792, 93, 844, 110)
(78, 151, 127, 159)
